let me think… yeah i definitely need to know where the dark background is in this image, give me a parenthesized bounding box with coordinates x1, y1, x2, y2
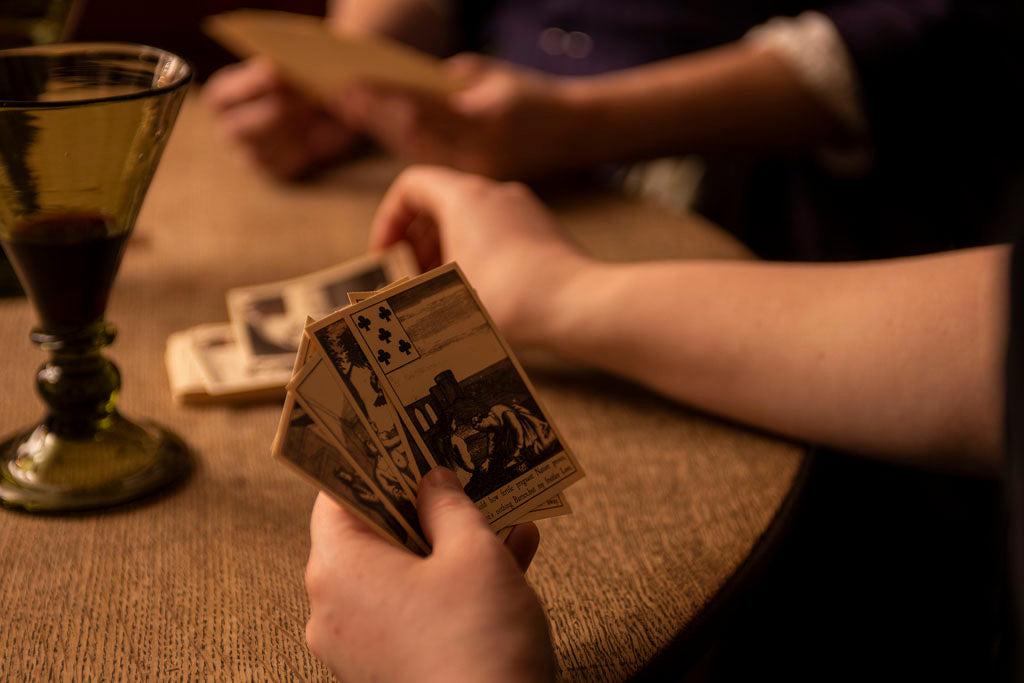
(72, 0, 326, 80)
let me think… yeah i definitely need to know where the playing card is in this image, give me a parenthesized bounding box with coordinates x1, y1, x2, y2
(285, 361, 553, 545)
(165, 329, 210, 404)
(228, 243, 419, 370)
(273, 393, 427, 554)
(309, 263, 584, 528)
(510, 494, 572, 524)
(187, 323, 290, 400)
(345, 276, 411, 305)
(290, 373, 428, 551)
(306, 315, 431, 487)
(292, 317, 318, 375)
(298, 327, 568, 525)
(346, 291, 374, 305)
(350, 299, 421, 373)
(289, 247, 418, 314)
(289, 356, 420, 503)
(203, 10, 463, 100)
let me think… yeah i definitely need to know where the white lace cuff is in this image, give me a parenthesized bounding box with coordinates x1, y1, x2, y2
(746, 10, 873, 176)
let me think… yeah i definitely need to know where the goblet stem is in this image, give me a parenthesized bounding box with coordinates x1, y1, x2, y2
(0, 319, 191, 511)
(32, 321, 120, 437)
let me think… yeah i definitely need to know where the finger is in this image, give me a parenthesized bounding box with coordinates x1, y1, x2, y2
(503, 523, 541, 573)
(368, 165, 460, 250)
(447, 63, 523, 119)
(336, 85, 458, 163)
(444, 52, 496, 84)
(217, 92, 296, 145)
(303, 113, 359, 156)
(203, 57, 289, 112)
(309, 492, 405, 559)
(305, 493, 413, 638)
(404, 212, 444, 270)
(220, 103, 314, 179)
(416, 467, 492, 552)
(245, 137, 315, 180)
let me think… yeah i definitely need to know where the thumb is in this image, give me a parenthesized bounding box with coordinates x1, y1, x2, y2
(368, 165, 462, 251)
(445, 52, 494, 85)
(417, 467, 491, 551)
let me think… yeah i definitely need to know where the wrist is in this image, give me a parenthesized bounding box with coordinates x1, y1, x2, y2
(514, 253, 609, 349)
(552, 77, 612, 168)
(555, 72, 679, 165)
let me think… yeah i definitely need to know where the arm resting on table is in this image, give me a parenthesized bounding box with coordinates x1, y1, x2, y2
(531, 246, 1009, 471)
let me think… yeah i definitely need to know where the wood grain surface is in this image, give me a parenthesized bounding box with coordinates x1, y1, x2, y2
(0, 93, 804, 681)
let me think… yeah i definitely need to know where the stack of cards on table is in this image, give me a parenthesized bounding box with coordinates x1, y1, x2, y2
(165, 244, 420, 403)
(272, 262, 585, 553)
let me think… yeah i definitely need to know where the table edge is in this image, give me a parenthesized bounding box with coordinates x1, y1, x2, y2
(631, 445, 815, 680)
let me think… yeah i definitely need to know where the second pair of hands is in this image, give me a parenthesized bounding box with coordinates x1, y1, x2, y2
(202, 53, 574, 181)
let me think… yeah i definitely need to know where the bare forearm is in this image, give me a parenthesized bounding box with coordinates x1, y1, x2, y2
(532, 246, 1010, 469)
(559, 42, 849, 164)
(326, 0, 455, 54)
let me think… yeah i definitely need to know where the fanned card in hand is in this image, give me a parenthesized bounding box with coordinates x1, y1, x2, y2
(305, 263, 584, 530)
(272, 263, 582, 552)
(273, 393, 428, 554)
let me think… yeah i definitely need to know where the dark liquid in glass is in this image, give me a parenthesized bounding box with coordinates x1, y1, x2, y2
(0, 213, 127, 330)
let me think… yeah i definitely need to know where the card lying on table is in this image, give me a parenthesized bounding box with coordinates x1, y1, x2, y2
(165, 323, 291, 404)
(203, 9, 464, 100)
(164, 243, 419, 405)
(272, 262, 582, 552)
(227, 243, 419, 371)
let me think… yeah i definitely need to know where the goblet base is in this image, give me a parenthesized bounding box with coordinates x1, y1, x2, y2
(0, 413, 191, 512)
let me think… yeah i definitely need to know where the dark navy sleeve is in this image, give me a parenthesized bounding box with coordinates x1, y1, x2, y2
(1003, 183, 1024, 678)
(822, 1, 1016, 165)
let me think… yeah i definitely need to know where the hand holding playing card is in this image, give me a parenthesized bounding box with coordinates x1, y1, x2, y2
(204, 11, 582, 180)
(305, 473, 555, 683)
(330, 53, 577, 180)
(203, 58, 361, 179)
(368, 165, 592, 345)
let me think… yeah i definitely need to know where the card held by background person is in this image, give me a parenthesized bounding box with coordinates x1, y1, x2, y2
(203, 9, 463, 100)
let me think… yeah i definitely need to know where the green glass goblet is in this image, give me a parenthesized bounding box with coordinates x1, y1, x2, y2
(0, 43, 192, 511)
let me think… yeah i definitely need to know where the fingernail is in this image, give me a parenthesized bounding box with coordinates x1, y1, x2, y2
(424, 467, 461, 491)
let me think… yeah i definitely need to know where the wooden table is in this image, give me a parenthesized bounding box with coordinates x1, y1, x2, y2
(0, 94, 805, 681)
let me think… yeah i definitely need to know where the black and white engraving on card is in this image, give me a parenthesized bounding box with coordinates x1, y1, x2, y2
(340, 265, 583, 526)
(311, 317, 432, 483)
(274, 396, 424, 554)
(291, 357, 424, 539)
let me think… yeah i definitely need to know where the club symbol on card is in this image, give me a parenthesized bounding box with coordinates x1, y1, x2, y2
(351, 302, 420, 374)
